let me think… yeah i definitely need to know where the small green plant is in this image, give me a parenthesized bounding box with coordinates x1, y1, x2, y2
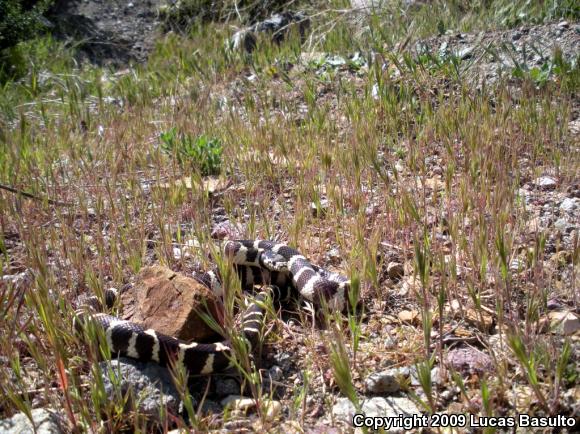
(160, 128, 223, 176)
(328, 321, 360, 410)
(413, 355, 436, 413)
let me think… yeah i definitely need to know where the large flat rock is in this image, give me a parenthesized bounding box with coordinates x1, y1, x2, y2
(122, 265, 221, 342)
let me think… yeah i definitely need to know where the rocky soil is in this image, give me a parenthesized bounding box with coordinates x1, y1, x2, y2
(48, 0, 166, 65)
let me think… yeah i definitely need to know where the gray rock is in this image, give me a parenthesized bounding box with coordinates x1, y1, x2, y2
(447, 347, 493, 374)
(98, 357, 182, 416)
(381, 366, 417, 385)
(365, 370, 401, 394)
(383, 335, 397, 348)
(48, 0, 160, 65)
(554, 218, 574, 233)
(223, 419, 253, 430)
(230, 11, 310, 53)
(559, 197, 579, 214)
(215, 377, 240, 397)
(273, 352, 293, 371)
(439, 388, 457, 401)
(268, 365, 284, 382)
(430, 366, 447, 386)
(534, 176, 557, 190)
(1, 269, 33, 289)
(332, 397, 420, 432)
(0, 408, 63, 434)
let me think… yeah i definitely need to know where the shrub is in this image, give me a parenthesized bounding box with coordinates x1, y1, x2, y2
(0, 0, 53, 82)
(0, 0, 53, 51)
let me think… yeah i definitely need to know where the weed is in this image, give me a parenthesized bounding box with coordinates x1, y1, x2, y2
(160, 128, 223, 176)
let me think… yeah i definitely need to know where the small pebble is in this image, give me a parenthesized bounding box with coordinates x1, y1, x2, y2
(365, 370, 401, 394)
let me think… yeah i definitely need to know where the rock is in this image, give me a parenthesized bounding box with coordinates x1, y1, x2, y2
(47, 0, 159, 65)
(398, 310, 420, 325)
(559, 197, 579, 214)
(548, 311, 580, 335)
(98, 357, 182, 416)
(332, 397, 420, 431)
(221, 396, 282, 420)
(215, 378, 240, 397)
(365, 370, 401, 394)
(223, 419, 252, 431)
(534, 176, 557, 190)
(1, 269, 33, 290)
(331, 398, 356, 420)
(547, 298, 564, 310)
(439, 388, 457, 402)
(122, 266, 220, 342)
(518, 187, 532, 204)
(386, 262, 404, 280)
(447, 347, 493, 374)
(211, 220, 245, 239)
(268, 365, 284, 382)
(0, 408, 63, 434)
(563, 387, 580, 415)
(569, 119, 580, 135)
(554, 218, 574, 233)
(464, 308, 494, 332)
(172, 238, 200, 260)
(230, 12, 310, 53)
(265, 400, 282, 419)
(311, 198, 329, 217)
(273, 351, 293, 371)
(383, 335, 397, 348)
(221, 395, 253, 410)
(398, 275, 419, 296)
(430, 366, 447, 386)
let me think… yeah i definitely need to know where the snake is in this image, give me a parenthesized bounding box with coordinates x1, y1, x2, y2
(75, 240, 351, 375)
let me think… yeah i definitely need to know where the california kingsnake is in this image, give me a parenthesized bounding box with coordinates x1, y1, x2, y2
(75, 240, 351, 375)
